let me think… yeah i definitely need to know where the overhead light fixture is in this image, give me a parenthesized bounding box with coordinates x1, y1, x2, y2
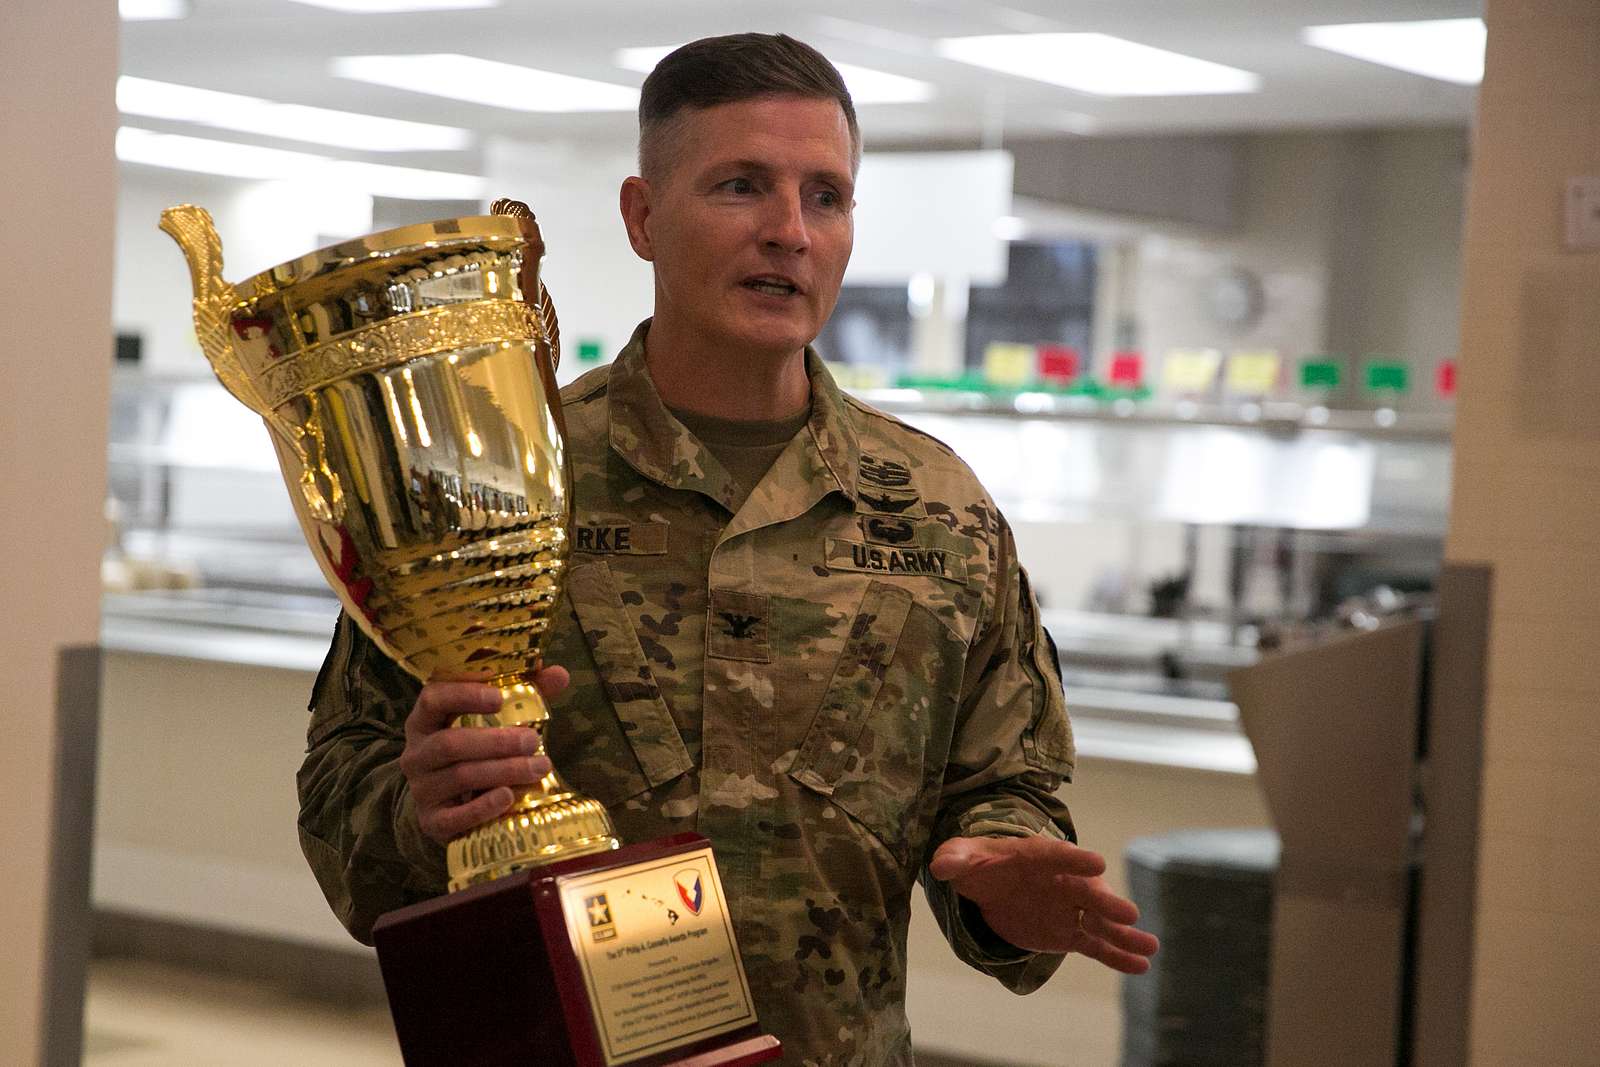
(116, 128, 320, 181)
(286, 0, 498, 12)
(1054, 112, 1101, 136)
(991, 215, 1028, 241)
(936, 33, 1260, 96)
(333, 54, 640, 111)
(1302, 18, 1486, 86)
(115, 127, 487, 199)
(613, 45, 935, 104)
(119, 0, 188, 18)
(117, 77, 472, 152)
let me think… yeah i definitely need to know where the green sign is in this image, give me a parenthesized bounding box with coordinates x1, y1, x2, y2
(1300, 359, 1342, 389)
(1364, 359, 1409, 393)
(577, 338, 604, 363)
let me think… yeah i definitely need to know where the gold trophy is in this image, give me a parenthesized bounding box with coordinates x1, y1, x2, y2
(161, 199, 617, 889)
(161, 203, 777, 1066)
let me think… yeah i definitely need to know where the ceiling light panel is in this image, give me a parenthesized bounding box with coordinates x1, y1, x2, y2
(613, 46, 934, 104)
(287, 0, 498, 12)
(333, 54, 640, 112)
(936, 33, 1261, 97)
(119, 0, 188, 18)
(117, 77, 472, 152)
(1302, 19, 1486, 86)
(116, 127, 487, 199)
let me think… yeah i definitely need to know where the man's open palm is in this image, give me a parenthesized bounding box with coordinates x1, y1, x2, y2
(930, 835, 1160, 974)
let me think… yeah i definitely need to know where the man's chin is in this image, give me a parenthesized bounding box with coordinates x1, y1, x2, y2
(718, 322, 817, 361)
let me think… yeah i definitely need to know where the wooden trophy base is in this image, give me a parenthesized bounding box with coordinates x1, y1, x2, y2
(373, 832, 780, 1067)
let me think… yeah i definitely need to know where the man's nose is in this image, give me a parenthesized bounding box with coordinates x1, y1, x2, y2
(760, 189, 810, 253)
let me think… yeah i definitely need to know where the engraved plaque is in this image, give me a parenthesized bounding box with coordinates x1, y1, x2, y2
(558, 848, 756, 1065)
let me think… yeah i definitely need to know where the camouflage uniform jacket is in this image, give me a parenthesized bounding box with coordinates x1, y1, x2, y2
(297, 322, 1078, 1066)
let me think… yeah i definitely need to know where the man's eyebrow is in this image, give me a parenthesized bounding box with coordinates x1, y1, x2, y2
(706, 159, 853, 188)
(813, 168, 855, 190)
(707, 159, 776, 179)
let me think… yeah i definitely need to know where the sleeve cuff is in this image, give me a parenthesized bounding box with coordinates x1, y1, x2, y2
(955, 895, 1033, 965)
(923, 832, 1070, 993)
(393, 787, 448, 875)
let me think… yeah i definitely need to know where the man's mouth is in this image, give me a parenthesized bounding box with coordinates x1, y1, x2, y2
(742, 275, 800, 296)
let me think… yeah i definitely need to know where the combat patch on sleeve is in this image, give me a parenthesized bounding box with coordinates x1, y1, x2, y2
(824, 538, 967, 584)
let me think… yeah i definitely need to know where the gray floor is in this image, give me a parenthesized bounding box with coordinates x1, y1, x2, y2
(83, 956, 1034, 1066)
(85, 958, 400, 1066)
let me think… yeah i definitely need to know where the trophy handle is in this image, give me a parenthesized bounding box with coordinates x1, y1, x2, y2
(158, 204, 271, 415)
(535, 282, 561, 374)
(160, 204, 345, 524)
(491, 197, 561, 373)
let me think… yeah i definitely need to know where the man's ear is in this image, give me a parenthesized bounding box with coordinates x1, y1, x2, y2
(619, 176, 654, 262)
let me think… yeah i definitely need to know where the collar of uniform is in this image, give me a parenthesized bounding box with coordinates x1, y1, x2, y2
(606, 321, 739, 511)
(606, 320, 860, 506)
(801, 346, 861, 504)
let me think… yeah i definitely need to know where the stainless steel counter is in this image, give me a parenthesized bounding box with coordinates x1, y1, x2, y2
(101, 590, 1256, 775)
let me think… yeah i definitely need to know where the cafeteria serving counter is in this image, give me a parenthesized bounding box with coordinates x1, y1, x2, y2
(101, 586, 1258, 775)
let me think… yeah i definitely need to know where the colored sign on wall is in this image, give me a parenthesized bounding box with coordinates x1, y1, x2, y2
(1037, 344, 1081, 386)
(1436, 359, 1458, 399)
(1226, 349, 1282, 395)
(1162, 348, 1222, 393)
(1364, 359, 1410, 393)
(983, 342, 1036, 388)
(1300, 358, 1343, 389)
(1109, 351, 1144, 388)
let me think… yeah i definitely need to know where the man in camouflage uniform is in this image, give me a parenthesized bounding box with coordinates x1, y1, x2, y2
(298, 33, 1157, 1066)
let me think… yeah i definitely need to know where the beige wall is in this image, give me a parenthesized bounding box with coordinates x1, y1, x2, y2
(0, 1, 117, 1058)
(1446, 3, 1600, 1064)
(1130, 127, 1468, 414)
(1133, 132, 1339, 389)
(94, 651, 358, 950)
(1326, 128, 1469, 415)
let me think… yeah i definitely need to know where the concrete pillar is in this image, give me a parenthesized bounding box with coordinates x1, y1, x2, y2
(908, 274, 969, 379)
(0, 0, 117, 1059)
(1445, 2, 1600, 1062)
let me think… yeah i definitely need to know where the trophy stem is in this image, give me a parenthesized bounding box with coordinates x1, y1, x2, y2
(445, 676, 620, 893)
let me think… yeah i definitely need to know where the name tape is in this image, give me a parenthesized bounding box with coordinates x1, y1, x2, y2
(572, 521, 668, 555)
(824, 538, 966, 584)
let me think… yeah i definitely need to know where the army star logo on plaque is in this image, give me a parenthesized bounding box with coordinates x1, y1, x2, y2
(588, 895, 618, 942)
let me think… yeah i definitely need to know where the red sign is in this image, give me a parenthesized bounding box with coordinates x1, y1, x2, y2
(1037, 344, 1081, 384)
(1436, 359, 1457, 398)
(1109, 351, 1144, 388)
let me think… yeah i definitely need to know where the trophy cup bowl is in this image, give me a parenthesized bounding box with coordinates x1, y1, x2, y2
(160, 200, 619, 893)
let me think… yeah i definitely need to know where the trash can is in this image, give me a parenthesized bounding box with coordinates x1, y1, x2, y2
(1121, 829, 1279, 1067)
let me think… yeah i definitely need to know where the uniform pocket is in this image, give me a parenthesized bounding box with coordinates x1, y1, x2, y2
(558, 561, 694, 806)
(1017, 567, 1076, 777)
(788, 580, 927, 863)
